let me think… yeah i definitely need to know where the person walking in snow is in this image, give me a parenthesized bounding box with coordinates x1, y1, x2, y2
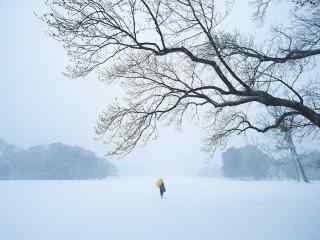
(155, 178, 166, 199)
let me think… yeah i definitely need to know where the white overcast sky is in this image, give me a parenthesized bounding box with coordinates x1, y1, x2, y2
(1, 0, 301, 176)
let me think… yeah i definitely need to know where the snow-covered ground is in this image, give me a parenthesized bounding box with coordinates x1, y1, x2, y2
(1, 177, 319, 240)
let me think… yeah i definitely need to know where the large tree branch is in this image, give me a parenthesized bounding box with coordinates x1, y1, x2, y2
(43, 0, 320, 156)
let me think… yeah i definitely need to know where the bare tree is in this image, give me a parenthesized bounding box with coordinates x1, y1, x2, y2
(285, 130, 310, 182)
(42, 0, 320, 156)
(267, 107, 310, 182)
(251, 0, 320, 20)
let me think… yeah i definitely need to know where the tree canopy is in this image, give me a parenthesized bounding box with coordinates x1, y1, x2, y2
(43, 0, 320, 156)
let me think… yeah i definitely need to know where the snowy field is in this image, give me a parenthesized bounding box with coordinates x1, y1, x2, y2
(1, 177, 320, 240)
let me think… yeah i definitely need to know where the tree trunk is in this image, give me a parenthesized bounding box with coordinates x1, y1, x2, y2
(293, 154, 301, 182)
(295, 155, 309, 183)
(287, 134, 310, 183)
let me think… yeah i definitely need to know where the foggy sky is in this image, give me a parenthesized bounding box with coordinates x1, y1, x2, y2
(1, 0, 295, 176)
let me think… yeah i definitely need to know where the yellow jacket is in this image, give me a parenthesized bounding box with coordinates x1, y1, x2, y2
(155, 178, 163, 188)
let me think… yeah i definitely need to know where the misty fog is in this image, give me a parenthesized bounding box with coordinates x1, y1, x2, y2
(1, 0, 320, 239)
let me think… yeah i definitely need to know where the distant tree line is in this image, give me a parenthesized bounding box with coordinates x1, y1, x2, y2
(0, 140, 116, 180)
(222, 145, 320, 180)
